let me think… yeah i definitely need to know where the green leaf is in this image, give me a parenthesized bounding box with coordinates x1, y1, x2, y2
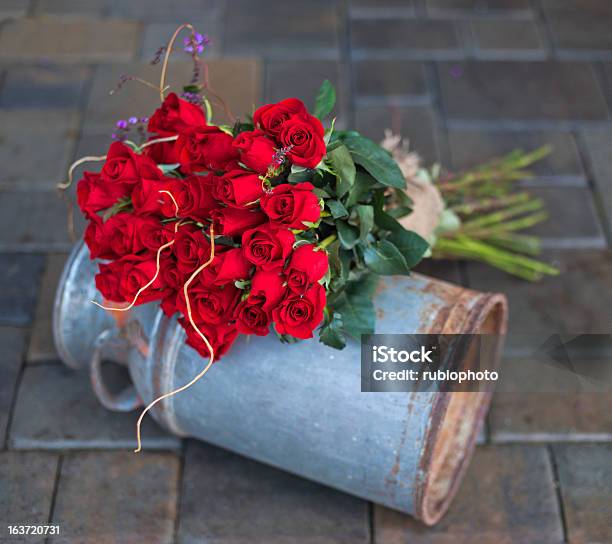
(387, 230, 429, 268)
(313, 79, 336, 119)
(319, 312, 346, 349)
(327, 199, 349, 219)
(157, 163, 180, 174)
(356, 205, 374, 241)
(332, 293, 374, 339)
(345, 170, 378, 208)
(342, 134, 406, 189)
(363, 240, 410, 275)
(327, 144, 356, 198)
(336, 221, 359, 249)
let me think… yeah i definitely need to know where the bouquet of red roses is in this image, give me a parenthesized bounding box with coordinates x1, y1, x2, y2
(72, 69, 428, 364)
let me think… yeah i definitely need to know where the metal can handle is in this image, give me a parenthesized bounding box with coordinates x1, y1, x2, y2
(89, 328, 143, 412)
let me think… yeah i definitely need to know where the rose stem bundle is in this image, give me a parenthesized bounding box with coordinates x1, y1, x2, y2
(433, 146, 560, 281)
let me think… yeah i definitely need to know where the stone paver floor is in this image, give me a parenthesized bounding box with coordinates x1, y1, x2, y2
(1, 1, 611, 542)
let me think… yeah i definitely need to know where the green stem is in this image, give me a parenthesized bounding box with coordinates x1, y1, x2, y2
(460, 198, 544, 231)
(319, 234, 337, 249)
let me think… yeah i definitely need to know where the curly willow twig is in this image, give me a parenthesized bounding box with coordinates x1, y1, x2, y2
(133, 224, 217, 453)
(159, 23, 196, 103)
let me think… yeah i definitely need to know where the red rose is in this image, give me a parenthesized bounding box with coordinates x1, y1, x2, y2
(138, 217, 176, 253)
(95, 256, 168, 305)
(272, 283, 326, 339)
(77, 171, 128, 217)
(84, 217, 109, 259)
(175, 126, 238, 174)
(143, 138, 178, 165)
(148, 92, 207, 136)
(214, 169, 265, 208)
(131, 178, 170, 216)
(260, 182, 321, 229)
(233, 130, 276, 174)
(241, 223, 294, 270)
(211, 207, 266, 237)
(253, 98, 307, 138)
(173, 225, 214, 274)
(286, 244, 328, 293)
(249, 270, 285, 310)
(235, 300, 270, 336)
(158, 257, 185, 317)
(159, 175, 218, 221)
(161, 293, 179, 317)
(177, 276, 240, 326)
(205, 248, 252, 286)
(279, 114, 326, 168)
(101, 141, 141, 184)
(179, 318, 238, 360)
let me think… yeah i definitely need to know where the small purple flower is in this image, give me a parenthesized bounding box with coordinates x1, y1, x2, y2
(140, 117, 149, 123)
(111, 133, 118, 140)
(116, 119, 128, 130)
(183, 32, 210, 55)
(128, 116, 138, 125)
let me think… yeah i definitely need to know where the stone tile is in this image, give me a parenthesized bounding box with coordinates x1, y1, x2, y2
(553, 444, 612, 543)
(34, 0, 112, 17)
(468, 250, 612, 335)
(490, 393, 612, 442)
(84, 59, 262, 130)
(470, 20, 545, 59)
(0, 254, 45, 326)
(355, 105, 441, 163)
(51, 451, 179, 544)
(0, 0, 31, 18)
(426, 0, 533, 18)
(224, 0, 339, 58)
(521, 187, 604, 247)
(10, 364, 180, 450)
(543, 0, 612, 55)
(265, 60, 348, 125)
(448, 129, 585, 183)
(0, 64, 91, 110)
(375, 445, 563, 543)
(349, 0, 416, 18)
(140, 20, 222, 60)
(0, 328, 26, 448)
(354, 60, 428, 101)
(28, 254, 69, 363)
(0, 20, 141, 62)
(0, 191, 81, 251)
(581, 129, 612, 234)
(178, 441, 370, 543)
(110, 0, 220, 21)
(0, 113, 78, 188)
(438, 61, 609, 121)
(351, 20, 462, 58)
(0, 451, 59, 544)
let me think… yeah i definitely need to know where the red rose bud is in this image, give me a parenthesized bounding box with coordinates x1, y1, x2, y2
(143, 138, 178, 165)
(279, 113, 326, 169)
(272, 283, 326, 340)
(233, 130, 277, 174)
(161, 292, 179, 317)
(174, 225, 214, 274)
(159, 175, 219, 221)
(177, 276, 240, 326)
(211, 207, 266, 237)
(249, 269, 286, 311)
(101, 141, 141, 184)
(286, 244, 328, 293)
(260, 182, 321, 229)
(206, 247, 252, 286)
(77, 171, 128, 218)
(138, 217, 176, 253)
(131, 178, 168, 215)
(148, 92, 207, 136)
(175, 126, 239, 174)
(215, 169, 266, 208)
(241, 223, 294, 271)
(179, 318, 238, 360)
(253, 98, 307, 139)
(84, 217, 109, 259)
(235, 300, 271, 336)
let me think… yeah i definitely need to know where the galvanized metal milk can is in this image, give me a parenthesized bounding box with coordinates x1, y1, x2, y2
(54, 242, 507, 525)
